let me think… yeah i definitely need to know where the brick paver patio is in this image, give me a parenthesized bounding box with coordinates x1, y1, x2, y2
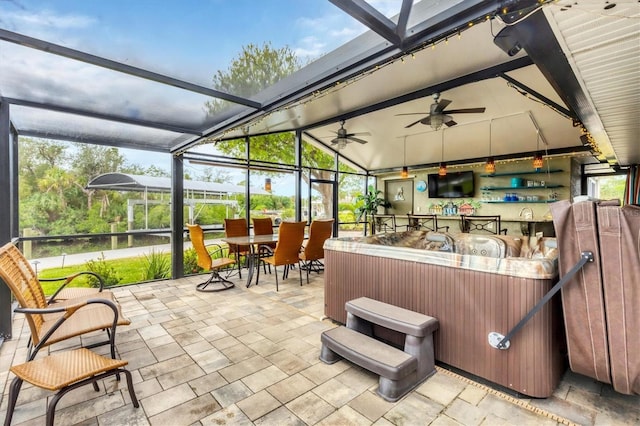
(1, 270, 638, 425)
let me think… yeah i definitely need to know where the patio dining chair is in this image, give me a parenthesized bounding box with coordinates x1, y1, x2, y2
(187, 223, 236, 292)
(0, 242, 130, 361)
(299, 219, 334, 283)
(406, 214, 450, 233)
(460, 215, 507, 235)
(224, 218, 251, 278)
(252, 217, 276, 274)
(256, 221, 306, 291)
(372, 214, 397, 234)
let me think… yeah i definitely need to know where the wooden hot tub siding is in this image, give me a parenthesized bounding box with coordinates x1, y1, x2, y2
(324, 250, 565, 398)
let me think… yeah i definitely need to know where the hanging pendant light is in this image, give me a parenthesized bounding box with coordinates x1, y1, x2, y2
(264, 178, 272, 192)
(533, 152, 544, 170)
(485, 157, 496, 174)
(485, 120, 496, 174)
(401, 137, 409, 178)
(438, 130, 447, 176)
(533, 131, 543, 170)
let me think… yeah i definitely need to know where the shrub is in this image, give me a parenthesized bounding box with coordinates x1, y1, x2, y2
(84, 253, 122, 287)
(141, 249, 171, 281)
(184, 248, 202, 274)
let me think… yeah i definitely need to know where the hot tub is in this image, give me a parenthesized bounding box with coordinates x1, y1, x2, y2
(323, 231, 565, 398)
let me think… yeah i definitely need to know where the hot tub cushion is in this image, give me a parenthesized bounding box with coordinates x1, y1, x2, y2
(453, 234, 506, 258)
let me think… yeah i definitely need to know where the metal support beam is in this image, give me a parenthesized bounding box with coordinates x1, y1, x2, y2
(295, 130, 302, 222)
(3, 97, 203, 136)
(171, 155, 184, 279)
(0, 100, 13, 339)
(0, 28, 261, 109)
(330, 0, 402, 46)
(498, 73, 574, 119)
(396, 0, 413, 38)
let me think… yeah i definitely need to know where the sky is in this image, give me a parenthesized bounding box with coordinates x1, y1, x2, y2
(0, 0, 405, 193)
(0, 0, 404, 85)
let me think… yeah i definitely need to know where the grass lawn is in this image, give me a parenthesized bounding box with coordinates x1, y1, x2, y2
(38, 256, 153, 295)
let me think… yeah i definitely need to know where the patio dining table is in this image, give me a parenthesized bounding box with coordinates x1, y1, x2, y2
(221, 234, 305, 288)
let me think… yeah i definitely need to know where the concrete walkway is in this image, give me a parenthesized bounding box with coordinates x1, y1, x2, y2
(30, 243, 176, 270)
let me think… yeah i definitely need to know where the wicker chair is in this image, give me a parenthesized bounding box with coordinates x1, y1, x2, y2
(224, 218, 251, 278)
(256, 221, 306, 291)
(299, 219, 334, 283)
(0, 243, 138, 426)
(0, 242, 130, 360)
(187, 224, 236, 292)
(6, 347, 139, 426)
(0, 242, 107, 304)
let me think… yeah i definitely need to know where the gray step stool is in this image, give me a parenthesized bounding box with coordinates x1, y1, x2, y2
(320, 297, 439, 402)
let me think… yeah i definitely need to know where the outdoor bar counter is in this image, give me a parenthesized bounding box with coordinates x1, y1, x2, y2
(323, 231, 565, 398)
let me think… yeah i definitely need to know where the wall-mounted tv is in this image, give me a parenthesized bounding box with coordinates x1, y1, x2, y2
(427, 171, 475, 198)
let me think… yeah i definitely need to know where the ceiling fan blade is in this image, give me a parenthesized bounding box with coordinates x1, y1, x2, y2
(435, 99, 452, 112)
(346, 132, 371, 137)
(444, 119, 457, 127)
(442, 107, 486, 114)
(420, 116, 432, 125)
(330, 137, 343, 144)
(404, 118, 425, 128)
(348, 136, 368, 144)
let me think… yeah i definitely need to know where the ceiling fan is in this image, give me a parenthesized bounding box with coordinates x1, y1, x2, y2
(397, 93, 486, 130)
(327, 120, 370, 149)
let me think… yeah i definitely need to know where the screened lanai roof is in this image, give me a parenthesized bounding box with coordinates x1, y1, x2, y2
(1, 0, 638, 169)
(87, 173, 268, 195)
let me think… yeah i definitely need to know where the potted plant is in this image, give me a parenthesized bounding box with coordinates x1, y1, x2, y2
(355, 185, 391, 234)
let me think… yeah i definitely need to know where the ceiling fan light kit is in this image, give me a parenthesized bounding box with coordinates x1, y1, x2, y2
(329, 119, 369, 149)
(399, 92, 485, 129)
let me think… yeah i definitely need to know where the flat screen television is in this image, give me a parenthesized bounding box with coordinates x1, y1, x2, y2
(428, 171, 475, 198)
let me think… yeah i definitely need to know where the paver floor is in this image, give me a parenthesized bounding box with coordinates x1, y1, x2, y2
(1, 269, 638, 425)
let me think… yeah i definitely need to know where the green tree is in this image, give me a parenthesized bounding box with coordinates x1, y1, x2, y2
(205, 43, 361, 219)
(206, 42, 300, 113)
(72, 143, 126, 214)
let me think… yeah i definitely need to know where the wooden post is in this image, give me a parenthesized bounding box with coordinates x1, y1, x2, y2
(23, 228, 33, 259)
(111, 223, 118, 250)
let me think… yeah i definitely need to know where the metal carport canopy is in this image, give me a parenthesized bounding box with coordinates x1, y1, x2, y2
(86, 173, 269, 195)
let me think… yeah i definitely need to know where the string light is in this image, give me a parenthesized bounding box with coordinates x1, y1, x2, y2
(264, 178, 272, 192)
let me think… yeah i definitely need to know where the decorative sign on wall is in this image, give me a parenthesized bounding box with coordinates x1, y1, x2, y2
(385, 179, 414, 214)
